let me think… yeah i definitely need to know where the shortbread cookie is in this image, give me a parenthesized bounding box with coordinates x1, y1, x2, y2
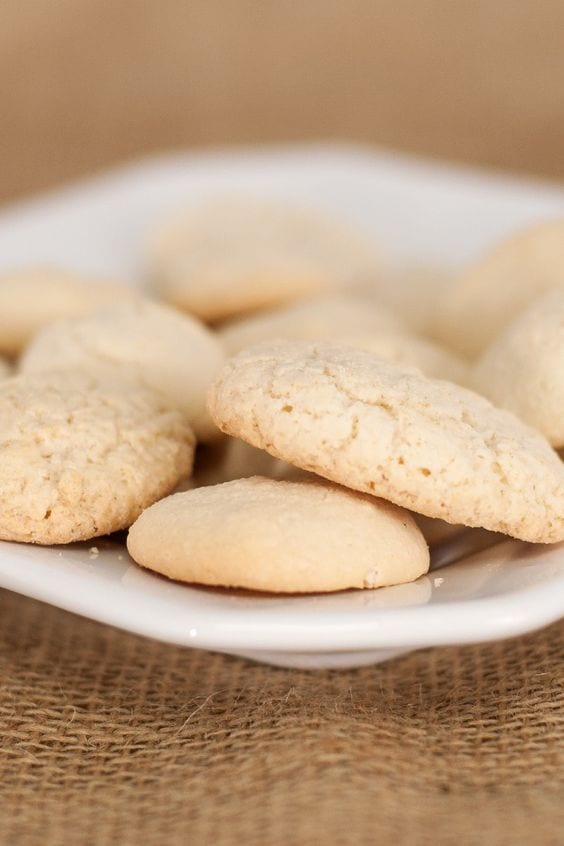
(0, 267, 136, 356)
(208, 341, 564, 542)
(218, 294, 403, 355)
(341, 332, 469, 385)
(473, 291, 564, 446)
(127, 476, 429, 593)
(0, 371, 195, 544)
(148, 199, 383, 321)
(21, 299, 225, 441)
(435, 219, 564, 357)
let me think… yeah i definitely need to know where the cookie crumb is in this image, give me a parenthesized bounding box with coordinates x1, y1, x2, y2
(89, 546, 99, 558)
(433, 577, 444, 587)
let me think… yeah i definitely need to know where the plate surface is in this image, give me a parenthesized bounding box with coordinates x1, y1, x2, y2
(1, 144, 563, 668)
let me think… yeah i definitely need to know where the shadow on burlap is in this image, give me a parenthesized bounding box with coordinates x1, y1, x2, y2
(0, 587, 562, 846)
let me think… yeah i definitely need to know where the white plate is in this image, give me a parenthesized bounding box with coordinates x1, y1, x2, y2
(1, 144, 563, 669)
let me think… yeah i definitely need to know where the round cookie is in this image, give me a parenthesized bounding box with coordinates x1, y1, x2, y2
(218, 294, 403, 355)
(0, 267, 136, 356)
(148, 199, 383, 322)
(435, 218, 564, 357)
(473, 291, 564, 446)
(0, 370, 195, 545)
(208, 341, 564, 543)
(20, 299, 225, 441)
(127, 476, 429, 593)
(340, 331, 469, 385)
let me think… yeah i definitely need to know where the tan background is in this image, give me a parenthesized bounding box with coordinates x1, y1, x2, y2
(3, 0, 564, 204)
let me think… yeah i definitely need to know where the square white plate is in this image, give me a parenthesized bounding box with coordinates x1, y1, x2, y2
(1, 144, 563, 669)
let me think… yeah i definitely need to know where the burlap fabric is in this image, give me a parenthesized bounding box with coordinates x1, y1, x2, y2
(0, 587, 562, 846)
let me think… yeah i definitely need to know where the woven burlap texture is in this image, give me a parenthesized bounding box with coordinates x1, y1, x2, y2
(0, 587, 562, 846)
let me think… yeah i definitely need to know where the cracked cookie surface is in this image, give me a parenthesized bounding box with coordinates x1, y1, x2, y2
(208, 341, 564, 542)
(0, 370, 195, 544)
(127, 476, 429, 593)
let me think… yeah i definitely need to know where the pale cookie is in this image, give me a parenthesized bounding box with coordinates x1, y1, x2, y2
(435, 219, 564, 357)
(208, 341, 564, 542)
(473, 291, 564, 446)
(352, 263, 455, 335)
(0, 371, 195, 545)
(219, 295, 466, 385)
(20, 299, 225, 441)
(127, 476, 429, 593)
(218, 294, 403, 355)
(148, 199, 382, 322)
(0, 267, 136, 356)
(339, 331, 469, 385)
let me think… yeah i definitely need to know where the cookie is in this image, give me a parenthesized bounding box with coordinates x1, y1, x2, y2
(20, 299, 225, 441)
(127, 476, 429, 593)
(340, 331, 469, 385)
(435, 219, 564, 357)
(219, 296, 466, 385)
(0, 370, 195, 544)
(0, 267, 136, 356)
(218, 294, 403, 355)
(473, 291, 564, 446)
(352, 263, 455, 335)
(148, 199, 383, 322)
(208, 341, 564, 542)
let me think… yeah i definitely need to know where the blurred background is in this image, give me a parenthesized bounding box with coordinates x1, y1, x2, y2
(2, 0, 564, 204)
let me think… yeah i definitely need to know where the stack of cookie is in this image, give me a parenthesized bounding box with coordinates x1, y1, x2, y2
(2, 201, 564, 594)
